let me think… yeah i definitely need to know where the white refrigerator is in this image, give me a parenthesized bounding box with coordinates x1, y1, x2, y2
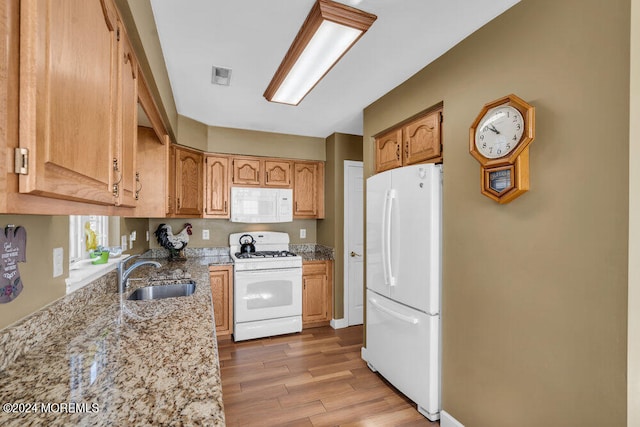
(363, 163, 442, 421)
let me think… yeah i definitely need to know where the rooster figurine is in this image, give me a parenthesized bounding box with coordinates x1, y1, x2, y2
(154, 223, 193, 260)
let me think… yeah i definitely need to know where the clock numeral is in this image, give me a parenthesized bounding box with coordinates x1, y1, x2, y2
(497, 149, 502, 155)
(506, 143, 511, 150)
(482, 142, 486, 149)
(479, 134, 485, 141)
(516, 123, 521, 130)
(489, 147, 493, 153)
(512, 134, 518, 141)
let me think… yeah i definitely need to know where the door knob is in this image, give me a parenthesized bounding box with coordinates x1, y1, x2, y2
(350, 251, 361, 257)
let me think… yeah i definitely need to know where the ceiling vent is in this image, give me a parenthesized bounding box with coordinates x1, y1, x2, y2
(212, 66, 232, 86)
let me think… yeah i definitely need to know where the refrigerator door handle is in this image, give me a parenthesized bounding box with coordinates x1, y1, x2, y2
(368, 296, 418, 324)
(381, 190, 390, 286)
(386, 189, 396, 287)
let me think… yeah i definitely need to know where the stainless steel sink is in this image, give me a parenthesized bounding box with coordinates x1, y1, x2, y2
(127, 281, 196, 301)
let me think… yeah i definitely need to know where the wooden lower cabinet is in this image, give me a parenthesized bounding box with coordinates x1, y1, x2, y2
(209, 265, 233, 337)
(302, 260, 333, 328)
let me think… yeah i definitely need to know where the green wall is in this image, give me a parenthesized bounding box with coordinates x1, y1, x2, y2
(363, 0, 629, 425)
(317, 133, 363, 319)
(148, 218, 317, 248)
(628, 0, 640, 423)
(0, 215, 67, 329)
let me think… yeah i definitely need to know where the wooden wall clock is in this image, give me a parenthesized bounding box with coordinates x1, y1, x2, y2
(469, 94, 535, 204)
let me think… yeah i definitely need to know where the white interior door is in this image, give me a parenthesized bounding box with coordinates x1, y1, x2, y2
(345, 161, 364, 326)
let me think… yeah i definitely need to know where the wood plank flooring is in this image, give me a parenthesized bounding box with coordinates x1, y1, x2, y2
(217, 325, 439, 427)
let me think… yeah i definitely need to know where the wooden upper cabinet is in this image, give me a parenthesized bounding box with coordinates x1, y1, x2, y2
(19, 0, 119, 205)
(134, 127, 168, 218)
(204, 155, 230, 218)
(374, 107, 443, 174)
(264, 160, 292, 187)
(135, 66, 170, 218)
(293, 161, 324, 219)
(174, 146, 203, 217)
(403, 109, 442, 165)
(232, 157, 262, 186)
(116, 23, 138, 207)
(374, 128, 402, 173)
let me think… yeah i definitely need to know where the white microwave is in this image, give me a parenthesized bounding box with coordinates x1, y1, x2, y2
(230, 187, 293, 223)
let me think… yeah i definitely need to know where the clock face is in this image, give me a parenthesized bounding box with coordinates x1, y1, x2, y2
(474, 105, 524, 159)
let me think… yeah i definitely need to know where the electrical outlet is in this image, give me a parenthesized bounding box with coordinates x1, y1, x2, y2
(300, 229, 306, 239)
(130, 231, 137, 241)
(146, 231, 150, 242)
(202, 229, 210, 240)
(121, 235, 127, 251)
(53, 247, 63, 278)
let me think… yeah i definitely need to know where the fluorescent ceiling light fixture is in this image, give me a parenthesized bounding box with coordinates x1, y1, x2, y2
(264, 0, 376, 106)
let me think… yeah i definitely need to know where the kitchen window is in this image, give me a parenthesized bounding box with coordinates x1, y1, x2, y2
(69, 215, 109, 265)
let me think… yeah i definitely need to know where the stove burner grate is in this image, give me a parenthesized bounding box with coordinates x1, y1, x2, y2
(234, 250, 298, 259)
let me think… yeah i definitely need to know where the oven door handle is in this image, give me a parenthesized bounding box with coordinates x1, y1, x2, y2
(235, 267, 302, 275)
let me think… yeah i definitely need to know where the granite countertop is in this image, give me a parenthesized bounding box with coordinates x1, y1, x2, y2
(290, 244, 335, 261)
(0, 256, 226, 426)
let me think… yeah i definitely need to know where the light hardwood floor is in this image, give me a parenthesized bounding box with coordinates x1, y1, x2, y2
(217, 325, 439, 427)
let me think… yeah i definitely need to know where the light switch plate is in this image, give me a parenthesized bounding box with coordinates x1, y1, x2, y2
(121, 235, 127, 251)
(300, 229, 306, 239)
(53, 247, 63, 278)
(202, 229, 210, 240)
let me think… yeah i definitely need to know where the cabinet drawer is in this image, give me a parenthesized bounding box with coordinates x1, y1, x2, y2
(303, 262, 327, 275)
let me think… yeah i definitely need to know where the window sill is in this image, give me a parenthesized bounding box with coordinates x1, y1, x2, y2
(66, 255, 130, 294)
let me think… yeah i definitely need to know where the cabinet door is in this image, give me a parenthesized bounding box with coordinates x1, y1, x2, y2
(264, 160, 291, 187)
(204, 155, 230, 218)
(167, 145, 176, 215)
(19, 0, 118, 205)
(133, 127, 168, 217)
(403, 109, 442, 165)
(174, 146, 203, 216)
(232, 157, 262, 186)
(210, 266, 233, 337)
(302, 261, 332, 326)
(293, 162, 323, 218)
(115, 24, 138, 207)
(375, 128, 402, 173)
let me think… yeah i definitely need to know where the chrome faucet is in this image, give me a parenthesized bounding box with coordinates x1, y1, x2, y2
(117, 255, 161, 294)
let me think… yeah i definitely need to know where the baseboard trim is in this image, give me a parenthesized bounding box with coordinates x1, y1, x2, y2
(440, 410, 464, 427)
(361, 346, 368, 361)
(330, 318, 349, 329)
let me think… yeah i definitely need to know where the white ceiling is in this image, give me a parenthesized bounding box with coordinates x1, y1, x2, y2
(150, 0, 519, 138)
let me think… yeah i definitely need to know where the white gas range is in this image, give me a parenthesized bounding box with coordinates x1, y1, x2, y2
(229, 232, 302, 341)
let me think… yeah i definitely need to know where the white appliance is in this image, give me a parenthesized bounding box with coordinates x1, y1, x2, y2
(230, 187, 293, 223)
(363, 163, 442, 421)
(229, 231, 302, 341)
